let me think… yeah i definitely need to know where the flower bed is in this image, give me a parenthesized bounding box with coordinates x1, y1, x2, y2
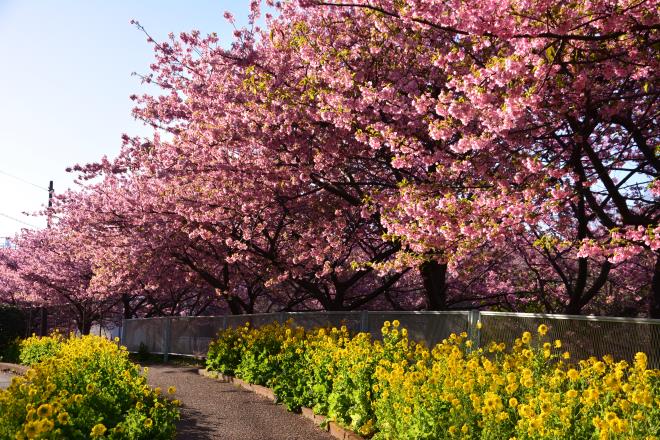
(206, 321, 659, 439)
(0, 334, 179, 439)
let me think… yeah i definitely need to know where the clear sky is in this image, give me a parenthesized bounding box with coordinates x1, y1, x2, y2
(0, 0, 250, 238)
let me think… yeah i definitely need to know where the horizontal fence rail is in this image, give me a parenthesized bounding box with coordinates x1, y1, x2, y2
(120, 311, 660, 368)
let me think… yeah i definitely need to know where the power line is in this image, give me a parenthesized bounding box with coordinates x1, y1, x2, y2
(0, 169, 49, 191)
(0, 212, 37, 228)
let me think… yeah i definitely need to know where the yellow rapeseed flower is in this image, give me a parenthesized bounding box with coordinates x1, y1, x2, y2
(537, 324, 548, 336)
(144, 418, 154, 428)
(521, 332, 532, 344)
(168, 386, 176, 394)
(57, 412, 70, 424)
(39, 419, 54, 432)
(23, 421, 39, 439)
(25, 409, 36, 422)
(36, 403, 53, 418)
(90, 423, 106, 437)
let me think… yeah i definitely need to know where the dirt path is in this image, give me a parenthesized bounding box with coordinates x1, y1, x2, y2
(147, 365, 335, 440)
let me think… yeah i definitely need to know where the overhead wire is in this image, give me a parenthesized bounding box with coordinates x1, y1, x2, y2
(0, 169, 49, 191)
(0, 212, 37, 228)
(0, 169, 50, 233)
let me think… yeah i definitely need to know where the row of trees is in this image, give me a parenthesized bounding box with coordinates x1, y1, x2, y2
(1, 0, 658, 332)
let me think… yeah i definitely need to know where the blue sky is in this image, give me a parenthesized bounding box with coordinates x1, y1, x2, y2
(0, 0, 250, 238)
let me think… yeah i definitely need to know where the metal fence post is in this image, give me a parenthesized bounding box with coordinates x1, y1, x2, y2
(222, 315, 227, 331)
(163, 318, 172, 362)
(278, 311, 286, 324)
(119, 319, 124, 346)
(467, 310, 481, 351)
(360, 311, 369, 333)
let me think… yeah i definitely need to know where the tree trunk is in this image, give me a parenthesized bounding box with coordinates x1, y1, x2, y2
(420, 260, 448, 310)
(650, 253, 660, 319)
(79, 319, 93, 335)
(39, 307, 48, 336)
(122, 294, 132, 320)
(564, 298, 583, 315)
(227, 296, 243, 315)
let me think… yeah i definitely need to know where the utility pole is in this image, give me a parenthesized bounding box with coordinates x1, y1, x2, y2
(46, 180, 54, 228)
(39, 180, 54, 336)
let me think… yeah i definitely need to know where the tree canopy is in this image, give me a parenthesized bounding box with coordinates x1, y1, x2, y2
(1, 0, 658, 330)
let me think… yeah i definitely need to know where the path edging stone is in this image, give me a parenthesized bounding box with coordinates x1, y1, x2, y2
(198, 369, 366, 440)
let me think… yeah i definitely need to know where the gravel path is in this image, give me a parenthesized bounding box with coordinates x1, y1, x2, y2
(0, 371, 13, 390)
(0, 363, 28, 390)
(147, 365, 335, 440)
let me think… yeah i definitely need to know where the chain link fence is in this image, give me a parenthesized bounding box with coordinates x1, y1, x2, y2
(120, 311, 660, 368)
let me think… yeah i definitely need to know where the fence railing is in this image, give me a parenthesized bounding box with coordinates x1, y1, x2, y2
(120, 311, 660, 368)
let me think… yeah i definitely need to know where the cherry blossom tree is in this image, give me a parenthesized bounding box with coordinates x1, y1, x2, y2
(5, 0, 655, 319)
(1, 227, 116, 334)
(105, 0, 657, 315)
(292, 0, 659, 314)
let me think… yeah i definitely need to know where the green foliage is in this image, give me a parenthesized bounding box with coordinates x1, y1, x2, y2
(19, 333, 64, 366)
(206, 321, 660, 439)
(269, 326, 309, 411)
(205, 325, 248, 376)
(327, 332, 379, 435)
(235, 322, 286, 386)
(0, 334, 179, 439)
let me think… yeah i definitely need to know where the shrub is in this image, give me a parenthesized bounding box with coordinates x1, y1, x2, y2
(268, 325, 309, 411)
(371, 326, 660, 440)
(327, 331, 380, 436)
(0, 306, 26, 354)
(135, 342, 151, 362)
(0, 334, 179, 439)
(19, 333, 64, 366)
(206, 325, 248, 376)
(235, 321, 287, 386)
(0, 337, 21, 363)
(205, 321, 660, 440)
